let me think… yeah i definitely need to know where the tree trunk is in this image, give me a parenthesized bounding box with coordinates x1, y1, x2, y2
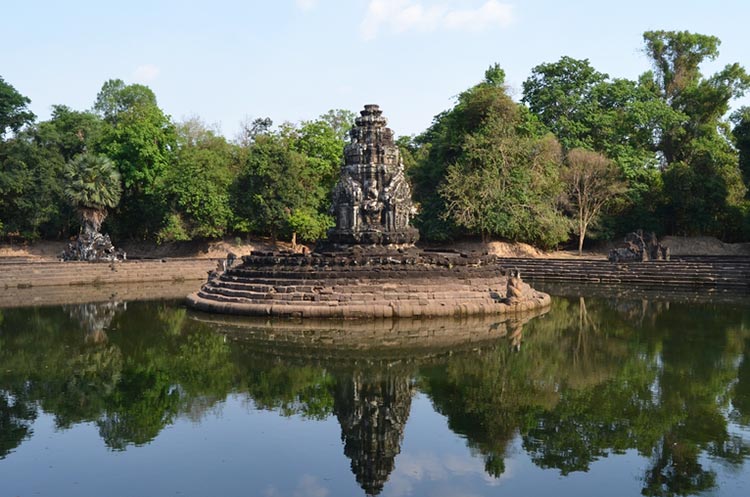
(291, 231, 297, 251)
(578, 229, 585, 256)
(79, 207, 106, 236)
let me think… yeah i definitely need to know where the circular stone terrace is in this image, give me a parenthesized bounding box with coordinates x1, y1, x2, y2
(186, 249, 551, 319)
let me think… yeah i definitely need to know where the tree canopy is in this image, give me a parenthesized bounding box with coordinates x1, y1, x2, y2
(2, 29, 750, 246)
(412, 67, 568, 247)
(0, 76, 35, 139)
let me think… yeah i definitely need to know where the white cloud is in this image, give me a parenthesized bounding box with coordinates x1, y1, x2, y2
(133, 64, 160, 83)
(295, 0, 318, 11)
(293, 475, 329, 497)
(360, 0, 513, 40)
(263, 475, 329, 497)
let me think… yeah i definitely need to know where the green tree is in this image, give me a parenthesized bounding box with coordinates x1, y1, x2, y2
(732, 106, 750, 193)
(562, 148, 627, 254)
(63, 153, 122, 235)
(318, 108, 356, 141)
(156, 118, 237, 242)
(0, 77, 40, 237)
(93, 79, 176, 239)
(0, 129, 68, 239)
(0, 76, 35, 139)
(642, 30, 750, 238)
(36, 105, 103, 162)
(522, 57, 677, 235)
(522, 57, 608, 151)
(232, 133, 311, 243)
(414, 66, 568, 247)
(282, 114, 350, 242)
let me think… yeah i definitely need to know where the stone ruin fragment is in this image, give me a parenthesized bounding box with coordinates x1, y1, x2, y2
(608, 230, 670, 262)
(60, 207, 126, 262)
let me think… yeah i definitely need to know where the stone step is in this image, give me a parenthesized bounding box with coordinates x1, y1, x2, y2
(201, 280, 494, 303)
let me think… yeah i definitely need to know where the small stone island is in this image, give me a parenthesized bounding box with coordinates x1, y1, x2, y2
(187, 105, 551, 318)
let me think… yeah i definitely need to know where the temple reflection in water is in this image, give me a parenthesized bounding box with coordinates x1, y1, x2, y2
(334, 371, 414, 496)
(1, 296, 749, 497)
(206, 310, 543, 495)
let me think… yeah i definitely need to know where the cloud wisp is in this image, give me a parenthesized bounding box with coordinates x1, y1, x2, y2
(360, 0, 514, 40)
(295, 0, 319, 11)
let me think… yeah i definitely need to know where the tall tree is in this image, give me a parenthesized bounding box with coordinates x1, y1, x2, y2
(0, 77, 38, 237)
(522, 57, 678, 235)
(732, 106, 750, 193)
(413, 66, 568, 247)
(562, 149, 627, 255)
(281, 116, 347, 243)
(642, 30, 750, 164)
(0, 131, 66, 239)
(63, 153, 122, 236)
(36, 105, 103, 162)
(642, 30, 750, 237)
(232, 133, 311, 243)
(522, 57, 608, 151)
(318, 109, 356, 142)
(93, 79, 176, 238)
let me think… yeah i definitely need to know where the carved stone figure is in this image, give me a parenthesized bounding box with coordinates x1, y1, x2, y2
(506, 269, 525, 304)
(326, 105, 419, 247)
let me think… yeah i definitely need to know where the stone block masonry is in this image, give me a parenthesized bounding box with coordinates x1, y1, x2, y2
(187, 250, 551, 319)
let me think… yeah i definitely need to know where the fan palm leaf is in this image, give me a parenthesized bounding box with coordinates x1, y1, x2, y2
(64, 153, 122, 211)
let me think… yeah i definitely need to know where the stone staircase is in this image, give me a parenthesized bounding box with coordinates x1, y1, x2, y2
(494, 256, 750, 291)
(0, 258, 219, 289)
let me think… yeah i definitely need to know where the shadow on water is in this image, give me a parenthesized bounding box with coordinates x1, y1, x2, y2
(1, 293, 750, 496)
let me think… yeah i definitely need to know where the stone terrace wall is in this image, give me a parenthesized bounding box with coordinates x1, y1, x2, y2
(0, 258, 217, 308)
(0, 258, 217, 289)
(188, 251, 551, 319)
(0, 280, 203, 309)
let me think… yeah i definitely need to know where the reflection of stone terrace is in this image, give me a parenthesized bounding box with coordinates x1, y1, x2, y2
(190, 309, 548, 361)
(187, 104, 551, 318)
(192, 310, 549, 495)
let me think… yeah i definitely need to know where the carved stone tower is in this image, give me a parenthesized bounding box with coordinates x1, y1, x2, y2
(326, 104, 419, 247)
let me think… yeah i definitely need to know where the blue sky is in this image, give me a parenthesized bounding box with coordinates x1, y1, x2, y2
(3, 0, 749, 138)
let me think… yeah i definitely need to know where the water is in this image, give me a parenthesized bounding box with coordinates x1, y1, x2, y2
(1, 292, 749, 497)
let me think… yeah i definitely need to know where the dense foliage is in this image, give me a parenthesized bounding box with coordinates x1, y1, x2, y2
(1, 29, 749, 247)
(415, 70, 568, 248)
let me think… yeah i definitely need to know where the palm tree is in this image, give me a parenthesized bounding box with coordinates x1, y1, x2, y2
(64, 153, 122, 236)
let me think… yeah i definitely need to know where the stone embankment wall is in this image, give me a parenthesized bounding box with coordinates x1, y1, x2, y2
(496, 256, 750, 290)
(0, 258, 216, 308)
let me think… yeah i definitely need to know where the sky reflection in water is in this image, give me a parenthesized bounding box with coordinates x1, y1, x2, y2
(0, 293, 749, 497)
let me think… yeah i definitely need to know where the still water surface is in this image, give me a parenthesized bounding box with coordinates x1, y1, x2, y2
(1, 292, 749, 497)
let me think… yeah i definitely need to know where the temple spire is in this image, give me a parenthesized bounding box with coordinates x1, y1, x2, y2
(326, 104, 419, 247)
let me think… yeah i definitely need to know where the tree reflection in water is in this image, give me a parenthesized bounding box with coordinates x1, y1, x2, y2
(0, 297, 749, 496)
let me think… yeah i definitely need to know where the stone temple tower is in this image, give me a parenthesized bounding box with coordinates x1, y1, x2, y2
(326, 105, 419, 247)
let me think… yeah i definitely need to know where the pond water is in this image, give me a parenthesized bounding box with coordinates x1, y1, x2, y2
(1, 291, 749, 497)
